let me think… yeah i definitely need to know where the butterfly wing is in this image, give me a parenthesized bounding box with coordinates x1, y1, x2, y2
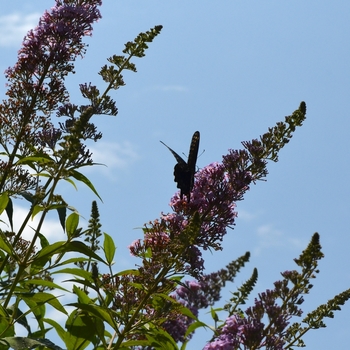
(160, 131, 200, 201)
(159, 141, 187, 168)
(186, 131, 200, 192)
(160, 140, 190, 198)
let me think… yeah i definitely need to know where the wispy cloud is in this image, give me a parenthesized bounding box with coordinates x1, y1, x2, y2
(0, 204, 65, 243)
(0, 13, 40, 47)
(255, 224, 283, 251)
(85, 141, 138, 179)
(253, 224, 306, 256)
(237, 209, 256, 221)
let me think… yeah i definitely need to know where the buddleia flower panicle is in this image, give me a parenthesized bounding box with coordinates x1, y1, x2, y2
(0, 0, 103, 193)
(143, 103, 307, 272)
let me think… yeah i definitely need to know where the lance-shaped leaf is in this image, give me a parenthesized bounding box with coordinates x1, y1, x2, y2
(31, 241, 106, 274)
(66, 212, 79, 237)
(0, 337, 65, 350)
(18, 292, 68, 315)
(69, 169, 102, 201)
(103, 232, 116, 265)
(5, 196, 13, 231)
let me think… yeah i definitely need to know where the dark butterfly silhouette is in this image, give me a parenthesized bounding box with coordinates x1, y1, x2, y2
(160, 131, 200, 202)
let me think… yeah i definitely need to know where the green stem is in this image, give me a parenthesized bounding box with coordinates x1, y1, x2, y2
(2, 158, 67, 309)
(112, 266, 171, 349)
(0, 172, 55, 277)
(0, 64, 50, 193)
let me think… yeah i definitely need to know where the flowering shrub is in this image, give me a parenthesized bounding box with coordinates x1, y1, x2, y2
(0, 1, 349, 350)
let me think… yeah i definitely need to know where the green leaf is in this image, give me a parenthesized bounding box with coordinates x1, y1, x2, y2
(0, 192, 9, 215)
(0, 233, 13, 255)
(0, 337, 64, 350)
(0, 306, 14, 339)
(43, 318, 67, 347)
(33, 172, 51, 178)
(63, 278, 96, 291)
(31, 204, 44, 219)
(67, 303, 115, 329)
(30, 327, 55, 341)
(30, 241, 66, 272)
(51, 256, 92, 267)
(145, 247, 152, 258)
(140, 323, 179, 350)
(21, 279, 69, 292)
(74, 241, 105, 261)
(31, 203, 68, 222)
(38, 232, 50, 249)
(116, 268, 140, 277)
(19, 292, 68, 315)
(66, 241, 106, 263)
(169, 275, 185, 283)
(69, 169, 102, 201)
(64, 177, 78, 190)
(0, 304, 9, 318)
(64, 309, 98, 350)
(16, 154, 55, 166)
(7, 305, 31, 335)
(31, 241, 106, 273)
(103, 232, 116, 265)
(210, 306, 219, 322)
(68, 288, 108, 344)
(184, 320, 208, 339)
(35, 241, 65, 258)
(5, 197, 13, 231)
(47, 315, 108, 350)
(19, 191, 34, 203)
(20, 298, 46, 331)
(117, 340, 153, 348)
(52, 268, 93, 283)
(66, 212, 79, 237)
(72, 285, 93, 304)
(57, 206, 67, 232)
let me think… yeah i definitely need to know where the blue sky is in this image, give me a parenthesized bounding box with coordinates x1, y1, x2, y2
(1, 1, 350, 349)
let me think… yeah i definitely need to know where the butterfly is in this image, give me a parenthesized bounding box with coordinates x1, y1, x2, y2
(160, 131, 200, 202)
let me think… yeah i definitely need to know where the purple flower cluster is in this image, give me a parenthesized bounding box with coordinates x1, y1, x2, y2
(203, 315, 251, 350)
(162, 281, 202, 342)
(204, 312, 271, 350)
(204, 283, 298, 350)
(0, 1, 103, 194)
(160, 263, 301, 349)
(129, 148, 256, 278)
(5, 0, 102, 113)
(132, 104, 306, 278)
(161, 269, 234, 342)
(1, 0, 102, 160)
(37, 127, 62, 149)
(169, 156, 253, 252)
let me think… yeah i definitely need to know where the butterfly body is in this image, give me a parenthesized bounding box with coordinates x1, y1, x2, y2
(160, 131, 200, 201)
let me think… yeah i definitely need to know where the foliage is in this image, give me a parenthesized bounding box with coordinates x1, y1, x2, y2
(0, 1, 349, 349)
